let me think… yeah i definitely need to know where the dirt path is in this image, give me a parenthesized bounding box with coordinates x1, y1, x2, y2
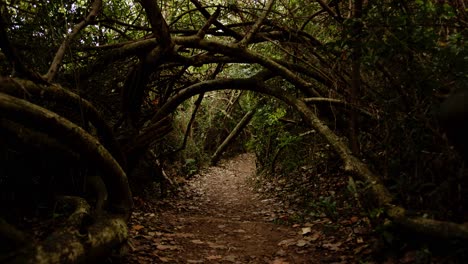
(125, 154, 360, 263)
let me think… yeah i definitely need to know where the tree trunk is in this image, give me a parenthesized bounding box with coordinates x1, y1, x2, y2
(211, 107, 257, 165)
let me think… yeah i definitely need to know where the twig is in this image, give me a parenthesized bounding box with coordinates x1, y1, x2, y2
(238, 0, 275, 47)
(44, 0, 103, 82)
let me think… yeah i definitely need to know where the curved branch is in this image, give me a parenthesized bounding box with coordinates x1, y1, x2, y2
(0, 77, 126, 168)
(303, 97, 374, 118)
(79, 38, 158, 79)
(0, 92, 133, 213)
(315, 0, 343, 23)
(196, 7, 221, 38)
(238, 0, 275, 47)
(148, 77, 273, 124)
(190, 0, 243, 40)
(147, 75, 468, 241)
(139, 0, 172, 48)
(44, 0, 103, 82)
(174, 36, 321, 96)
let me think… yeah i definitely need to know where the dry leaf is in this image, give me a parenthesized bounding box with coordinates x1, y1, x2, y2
(206, 255, 223, 260)
(322, 242, 342, 251)
(191, 239, 204, 244)
(301, 227, 312, 235)
(307, 231, 321, 242)
(157, 256, 173, 262)
(132, 225, 145, 231)
(296, 239, 309, 247)
(278, 238, 296, 247)
(272, 258, 290, 264)
(187, 260, 204, 263)
(156, 244, 178, 251)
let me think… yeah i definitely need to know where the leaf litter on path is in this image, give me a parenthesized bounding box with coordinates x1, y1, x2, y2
(123, 153, 374, 263)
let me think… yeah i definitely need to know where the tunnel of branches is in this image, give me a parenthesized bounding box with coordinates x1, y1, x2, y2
(0, 0, 467, 262)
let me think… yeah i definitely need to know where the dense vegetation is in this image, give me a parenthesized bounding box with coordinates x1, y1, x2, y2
(0, 0, 467, 262)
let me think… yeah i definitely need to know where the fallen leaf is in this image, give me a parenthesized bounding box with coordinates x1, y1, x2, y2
(206, 255, 223, 260)
(156, 244, 178, 250)
(187, 260, 204, 263)
(272, 258, 290, 264)
(132, 225, 145, 231)
(278, 238, 296, 247)
(301, 227, 312, 235)
(306, 231, 321, 241)
(173, 233, 194, 238)
(296, 239, 309, 247)
(275, 249, 287, 256)
(157, 256, 173, 262)
(207, 242, 227, 249)
(191, 239, 204, 244)
(223, 255, 237, 262)
(322, 242, 342, 251)
(354, 244, 368, 254)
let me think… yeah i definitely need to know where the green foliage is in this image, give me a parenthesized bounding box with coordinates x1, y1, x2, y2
(246, 100, 304, 175)
(183, 158, 199, 177)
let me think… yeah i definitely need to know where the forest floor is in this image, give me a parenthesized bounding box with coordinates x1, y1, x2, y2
(122, 153, 379, 264)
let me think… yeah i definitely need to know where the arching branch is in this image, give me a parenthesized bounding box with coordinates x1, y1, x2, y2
(0, 77, 126, 168)
(238, 0, 275, 47)
(0, 92, 133, 213)
(173, 36, 321, 96)
(190, 0, 243, 40)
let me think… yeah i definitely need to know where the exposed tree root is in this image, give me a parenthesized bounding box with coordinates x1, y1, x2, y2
(57, 196, 92, 227)
(6, 215, 128, 264)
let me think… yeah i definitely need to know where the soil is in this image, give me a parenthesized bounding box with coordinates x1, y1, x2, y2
(123, 153, 374, 263)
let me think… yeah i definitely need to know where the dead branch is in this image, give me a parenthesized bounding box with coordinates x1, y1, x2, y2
(190, 0, 243, 40)
(303, 97, 374, 118)
(238, 0, 275, 47)
(44, 0, 103, 82)
(211, 106, 257, 165)
(314, 0, 343, 22)
(139, 0, 172, 48)
(196, 7, 221, 38)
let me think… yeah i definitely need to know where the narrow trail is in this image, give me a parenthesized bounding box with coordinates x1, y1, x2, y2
(125, 154, 355, 263)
